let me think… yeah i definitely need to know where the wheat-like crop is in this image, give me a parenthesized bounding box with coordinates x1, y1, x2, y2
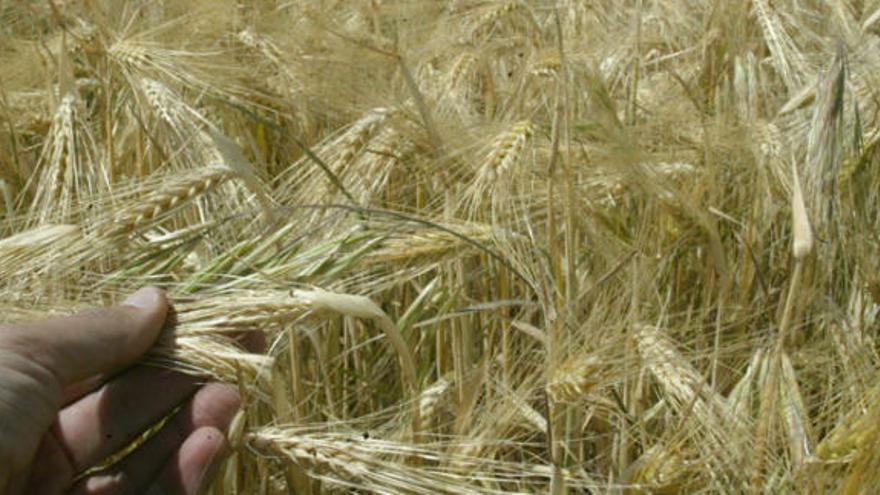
(102, 166, 229, 237)
(3, 0, 880, 492)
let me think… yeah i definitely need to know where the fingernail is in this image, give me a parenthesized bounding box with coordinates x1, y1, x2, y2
(123, 286, 161, 310)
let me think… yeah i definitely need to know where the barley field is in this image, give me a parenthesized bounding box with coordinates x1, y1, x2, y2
(2, 0, 879, 493)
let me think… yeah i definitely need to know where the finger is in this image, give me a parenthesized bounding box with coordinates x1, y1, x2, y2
(22, 426, 75, 495)
(62, 374, 106, 406)
(0, 288, 168, 490)
(145, 426, 228, 495)
(53, 366, 203, 472)
(0, 287, 168, 388)
(3, 469, 29, 495)
(69, 383, 239, 495)
(24, 367, 201, 494)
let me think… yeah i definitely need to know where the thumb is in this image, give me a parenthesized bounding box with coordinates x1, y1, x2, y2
(0, 287, 169, 388)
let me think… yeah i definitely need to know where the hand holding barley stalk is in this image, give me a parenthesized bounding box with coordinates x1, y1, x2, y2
(0, 287, 238, 495)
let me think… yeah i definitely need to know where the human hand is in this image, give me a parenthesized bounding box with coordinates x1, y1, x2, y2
(0, 287, 240, 495)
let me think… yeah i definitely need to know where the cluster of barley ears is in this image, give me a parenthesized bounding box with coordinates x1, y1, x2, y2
(3, 0, 880, 493)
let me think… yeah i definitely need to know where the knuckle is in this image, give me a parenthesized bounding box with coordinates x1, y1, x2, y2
(80, 470, 132, 495)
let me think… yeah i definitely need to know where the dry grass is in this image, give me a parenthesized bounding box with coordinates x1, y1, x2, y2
(3, 0, 880, 493)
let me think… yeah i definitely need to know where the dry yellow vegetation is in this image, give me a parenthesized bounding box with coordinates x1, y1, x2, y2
(2, 0, 880, 493)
